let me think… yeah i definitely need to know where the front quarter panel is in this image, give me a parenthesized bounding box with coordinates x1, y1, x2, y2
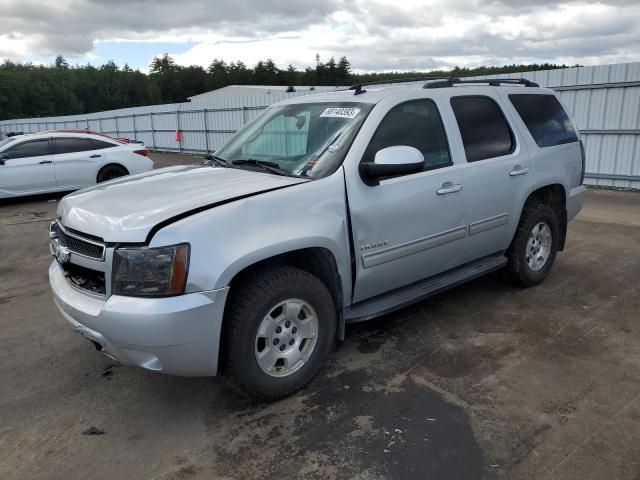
(149, 170, 352, 307)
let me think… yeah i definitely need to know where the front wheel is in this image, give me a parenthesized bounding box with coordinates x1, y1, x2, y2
(222, 266, 336, 401)
(506, 202, 560, 286)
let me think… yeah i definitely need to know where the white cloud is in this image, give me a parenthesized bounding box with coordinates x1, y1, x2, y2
(0, 0, 639, 70)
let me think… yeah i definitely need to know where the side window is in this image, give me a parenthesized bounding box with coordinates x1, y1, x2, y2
(451, 96, 514, 162)
(3, 139, 50, 159)
(89, 139, 117, 150)
(54, 138, 100, 154)
(509, 94, 578, 147)
(363, 99, 451, 170)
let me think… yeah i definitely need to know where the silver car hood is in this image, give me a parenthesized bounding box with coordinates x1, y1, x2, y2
(58, 165, 307, 242)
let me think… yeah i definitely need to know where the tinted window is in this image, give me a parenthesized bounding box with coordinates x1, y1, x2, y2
(54, 137, 112, 154)
(3, 139, 50, 159)
(509, 94, 578, 147)
(451, 96, 514, 162)
(90, 139, 117, 149)
(364, 100, 451, 169)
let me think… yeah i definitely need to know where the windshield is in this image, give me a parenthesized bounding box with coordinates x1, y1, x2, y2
(0, 137, 18, 150)
(215, 102, 373, 179)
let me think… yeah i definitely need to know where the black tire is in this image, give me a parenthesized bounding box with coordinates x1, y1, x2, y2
(97, 164, 128, 183)
(506, 202, 560, 286)
(222, 265, 337, 401)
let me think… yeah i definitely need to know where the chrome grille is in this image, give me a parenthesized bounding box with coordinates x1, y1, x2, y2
(54, 223, 105, 260)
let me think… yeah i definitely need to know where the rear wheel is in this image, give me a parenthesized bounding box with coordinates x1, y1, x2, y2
(506, 202, 560, 286)
(223, 266, 336, 401)
(97, 164, 128, 183)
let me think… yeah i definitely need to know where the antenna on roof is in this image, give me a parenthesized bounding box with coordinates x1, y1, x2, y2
(352, 84, 366, 95)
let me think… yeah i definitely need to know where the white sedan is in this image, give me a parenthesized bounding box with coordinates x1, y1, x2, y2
(0, 131, 154, 198)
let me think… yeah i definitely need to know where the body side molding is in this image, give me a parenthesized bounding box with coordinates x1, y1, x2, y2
(468, 213, 509, 236)
(361, 225, 467, 268)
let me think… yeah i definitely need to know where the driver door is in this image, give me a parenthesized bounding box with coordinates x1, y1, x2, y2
(345, 98, 468, 303)
(0, 138, 57, 196)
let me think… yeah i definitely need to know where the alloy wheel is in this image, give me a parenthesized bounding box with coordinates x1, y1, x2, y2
(254, 298, 319, 377)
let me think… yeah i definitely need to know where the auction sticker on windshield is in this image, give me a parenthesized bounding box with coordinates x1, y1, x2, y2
(320, 107, 361, 119)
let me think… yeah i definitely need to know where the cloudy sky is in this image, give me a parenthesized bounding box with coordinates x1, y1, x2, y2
(1, 0, 639, 72)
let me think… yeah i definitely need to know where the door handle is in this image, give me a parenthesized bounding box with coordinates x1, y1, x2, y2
(39, 160, 53, 164)
(436, 182, 463, 195)
(90, 154, 101, 158)
(509, 166, 529, 176)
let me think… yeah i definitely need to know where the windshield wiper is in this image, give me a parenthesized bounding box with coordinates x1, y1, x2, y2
(231, 159, 298, 177)
(202, 154, 229, 167)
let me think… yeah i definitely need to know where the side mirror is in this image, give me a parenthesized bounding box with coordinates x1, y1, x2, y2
(360, 146, 424, 185)
(203, 154, 212, 160)
(0, 153, 5, 165)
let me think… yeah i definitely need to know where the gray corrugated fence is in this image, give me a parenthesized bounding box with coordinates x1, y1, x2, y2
(1, 62, 639, 189)
(0, 90, 317, 155)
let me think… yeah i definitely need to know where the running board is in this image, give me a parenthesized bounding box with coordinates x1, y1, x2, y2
(345, 253, 508, 323)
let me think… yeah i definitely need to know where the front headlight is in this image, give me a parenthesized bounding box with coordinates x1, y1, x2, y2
(112, 244, 190, 297)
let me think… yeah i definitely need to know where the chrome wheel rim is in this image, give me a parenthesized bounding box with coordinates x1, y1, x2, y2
(526, 222, 552, 272)
(255, 298, 319, 378)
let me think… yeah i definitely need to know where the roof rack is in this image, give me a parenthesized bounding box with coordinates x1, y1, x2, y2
(347, 76, 450, 95)
(345, 76, 539, 95)
(424, 77, 539, 89)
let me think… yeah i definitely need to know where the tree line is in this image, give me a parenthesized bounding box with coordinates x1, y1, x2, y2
(0, 54, 572, 120)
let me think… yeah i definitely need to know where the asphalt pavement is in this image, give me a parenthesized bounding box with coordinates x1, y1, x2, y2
(1, 152, 639, 479)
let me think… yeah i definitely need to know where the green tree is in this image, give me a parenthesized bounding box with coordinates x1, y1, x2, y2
(0, 56, 571, 121)
(336, 56, 351, 84)
(149, 53, 178, 74)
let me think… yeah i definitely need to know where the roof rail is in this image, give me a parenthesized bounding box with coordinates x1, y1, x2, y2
(347, 76, 450, 95)
(424, 77, 539, 89)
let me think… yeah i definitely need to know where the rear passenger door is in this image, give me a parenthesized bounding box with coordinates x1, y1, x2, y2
(52, 137, 113, 189)
(448, 93, 532, 262)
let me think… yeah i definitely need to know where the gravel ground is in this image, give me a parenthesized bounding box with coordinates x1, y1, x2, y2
(1, 151, 639, 480)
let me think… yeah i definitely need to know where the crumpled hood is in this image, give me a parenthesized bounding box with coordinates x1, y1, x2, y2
(58, 165, 306, 242)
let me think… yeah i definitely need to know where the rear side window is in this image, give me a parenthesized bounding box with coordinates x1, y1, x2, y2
(509, 94, 578, 147)
(451, 96, 514, 162)
(3, 139, 50, 159)
(89, 139, 116, 149)
(54, 137, 113, 154)
(363, 99, 451, 170)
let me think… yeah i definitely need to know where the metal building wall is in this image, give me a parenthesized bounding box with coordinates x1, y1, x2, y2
(1, 62, 639, 188)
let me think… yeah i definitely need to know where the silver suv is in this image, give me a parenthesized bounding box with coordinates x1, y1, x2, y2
(49, 78, 586, 400)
